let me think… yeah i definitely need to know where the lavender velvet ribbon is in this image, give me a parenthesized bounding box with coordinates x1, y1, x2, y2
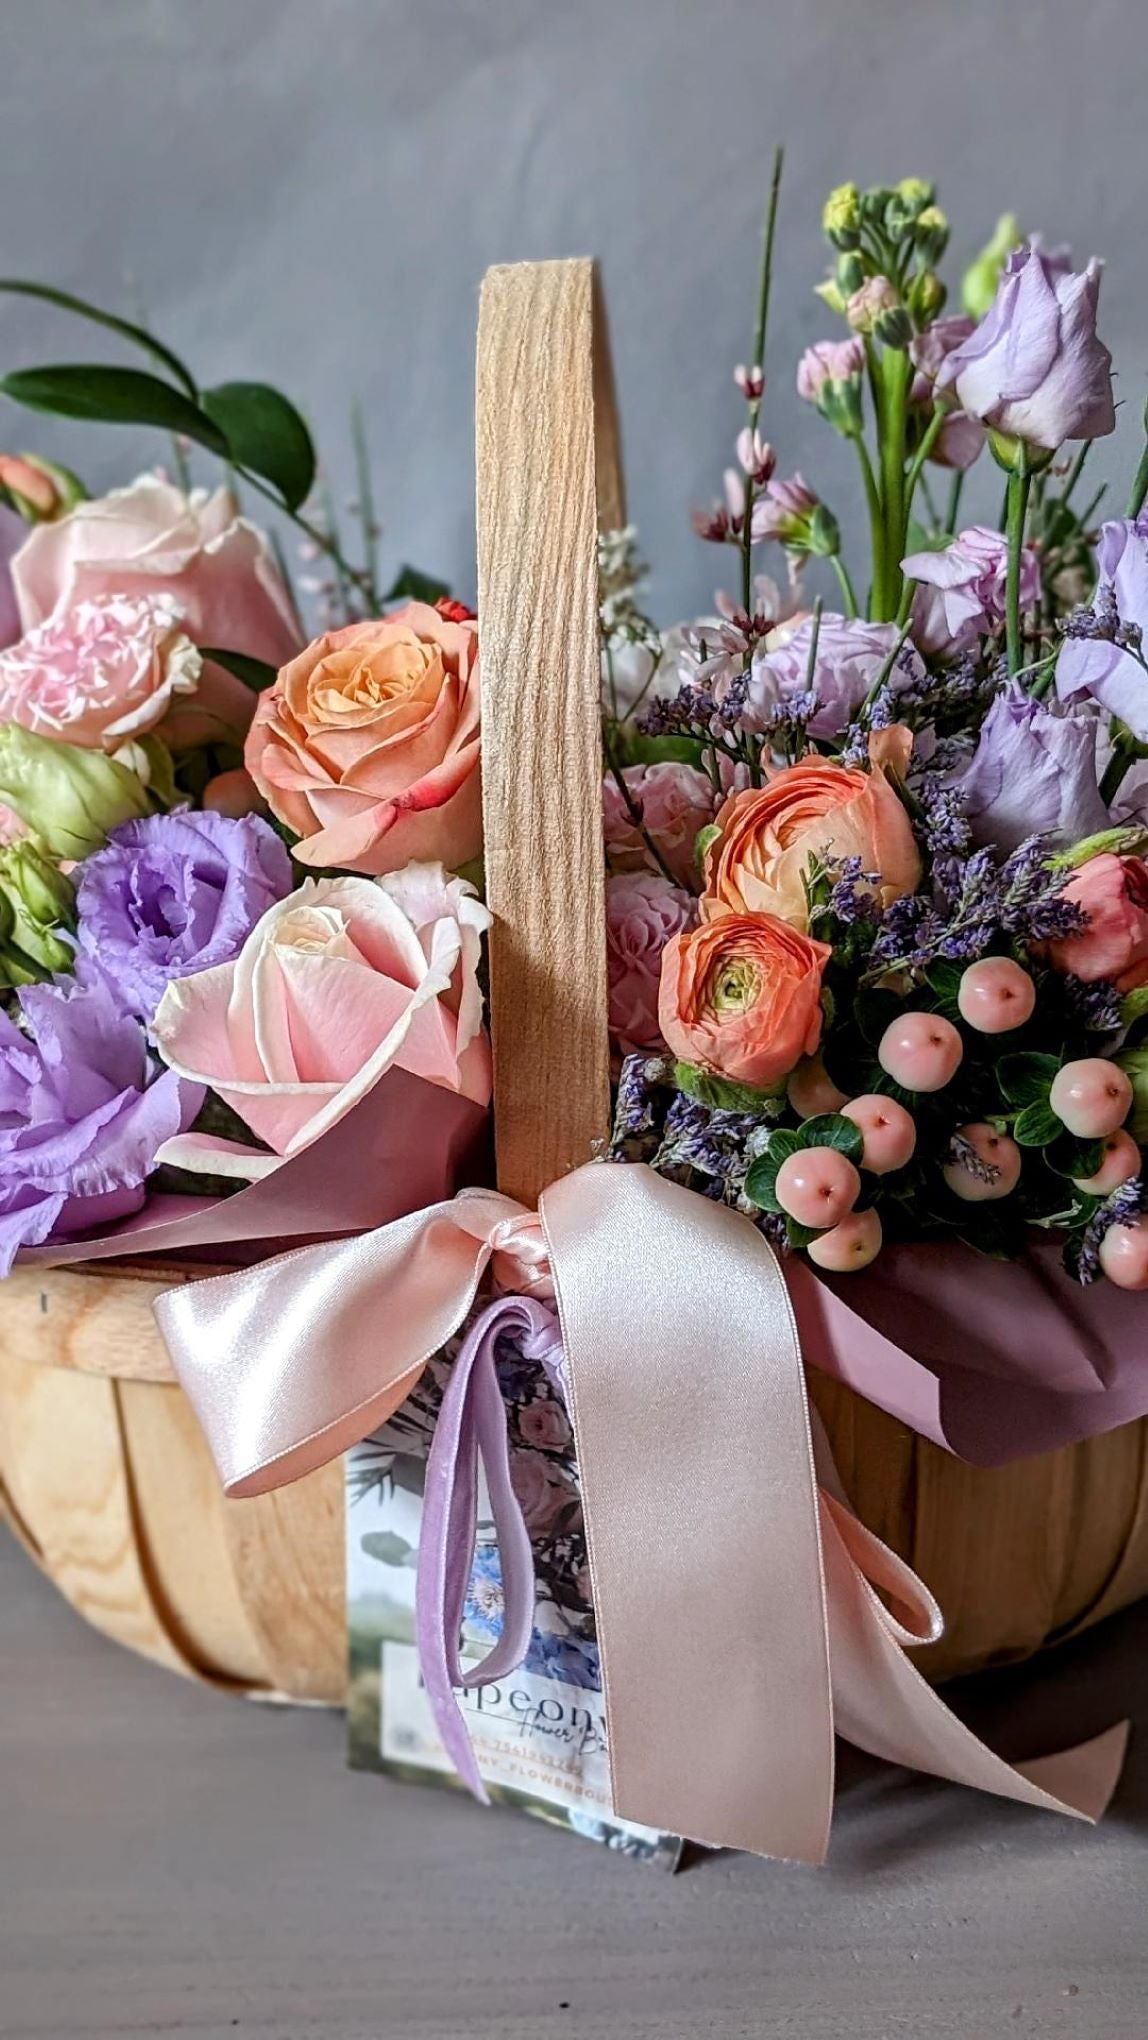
(416, 1293, 563, 1799)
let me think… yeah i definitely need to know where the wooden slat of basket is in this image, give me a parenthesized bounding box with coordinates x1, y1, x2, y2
(476, 259, 618, 1204)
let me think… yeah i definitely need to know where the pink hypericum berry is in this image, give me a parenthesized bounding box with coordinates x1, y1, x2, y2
(942, 1123, 1022, 1202)
(1049, 1058, 1133, 1139)
(877, 1011, 963, 1092)
(807, 1206, 882, 1272)
(956, 957, 1036, 1034)
(1099, 1216, 1148, 1289)
(841, 1094, 917, 1175)
(775, 1146, 860, 1229)
(1071, 1129, 1142, 1196)
(786, 1055, 848, 1119)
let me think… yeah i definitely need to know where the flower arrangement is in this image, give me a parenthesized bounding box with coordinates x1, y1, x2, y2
(601, 163, 1148, 1292)
(0, 288, 490, 1272)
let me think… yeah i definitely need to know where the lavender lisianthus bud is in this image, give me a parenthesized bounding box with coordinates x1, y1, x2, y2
(1057, 515, 1148, 740)
(938, 241, 1115, 452)
(950, 679, 1108, 855)
(909, 316, 985, 471)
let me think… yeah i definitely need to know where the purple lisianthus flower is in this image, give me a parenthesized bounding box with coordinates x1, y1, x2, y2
(1057, 515, 1148, 739)
(949, 679, 1108, 855)
(0, 977, 202, 1274)
(901, 526, 1041, 655)
(745, 613, 926, 740)
(75, 809, 293, 1024)
(908, 317, 985, 471)
(936, 241, 1115, 451)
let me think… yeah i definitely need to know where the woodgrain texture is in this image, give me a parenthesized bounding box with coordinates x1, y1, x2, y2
(476, 259, 616, 1204)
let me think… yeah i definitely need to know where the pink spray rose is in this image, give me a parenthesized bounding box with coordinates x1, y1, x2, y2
(0, 594, 201, 751)
(245, 603, 481, 876)
(1046, 853, 1148, 993)
(606, 869, 696, 1054)
(602, 759, 716, 888)
(152, 862, 492, 1176)
(10, 476, 300, 747)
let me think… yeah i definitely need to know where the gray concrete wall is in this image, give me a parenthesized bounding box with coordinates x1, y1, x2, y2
(2, 0, 1145, 619)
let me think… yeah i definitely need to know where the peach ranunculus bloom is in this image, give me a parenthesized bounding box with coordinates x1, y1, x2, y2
(701, 727, 921, 932)
(152, 862, 492, 1179)
(244, 602, 482, 876)
(658, 912, 831, 1091)
(10, 475, 301, 748)
(1047, 853, 1148, 993)
(0, 593, 201, 752)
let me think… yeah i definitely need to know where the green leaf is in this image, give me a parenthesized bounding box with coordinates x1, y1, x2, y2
(0, 364, 227, 454)
(742, 1127, 804, 1213)
(1047, 1132, 1106, 1181)
(0, 279, 198, 397)
(785, 1217, 824, 1249)
(384, 563, 451, 606)
(1120, 985, 1148, 1029)
(795, 1112, 864, 1164)
(925, 959, 964, 1017)
(854, 987, 903, 1046)
(1012, 1098, 1063, 1147)
(201, 645, 281, 693)
(997, 1050, 1060, 1110)
(617, 732, 705, 768)
(673, 1061, 784, 1116)
(200, 381, 316, 512)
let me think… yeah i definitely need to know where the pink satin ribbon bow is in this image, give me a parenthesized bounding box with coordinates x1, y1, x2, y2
(155, 1161, 1128, 1862)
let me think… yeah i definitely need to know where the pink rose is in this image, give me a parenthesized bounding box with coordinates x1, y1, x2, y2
(1047, 853, 1148, 992)
(606, 870, 696, 1054)
(245, 603, 481, 876)
(0, 594, 201, 751)
(509, 1450, 579, 1539)
(10, 476, 300, 747)
(153, 862, 492, 1176)
(603, 759, 716, 888)
(518, 1401, 572, 1452)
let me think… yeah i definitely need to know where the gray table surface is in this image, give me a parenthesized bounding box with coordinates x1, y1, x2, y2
(2, 1527, 1147, 2040)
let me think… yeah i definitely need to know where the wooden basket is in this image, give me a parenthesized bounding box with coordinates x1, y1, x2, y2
(4, 259, 1148, 1697)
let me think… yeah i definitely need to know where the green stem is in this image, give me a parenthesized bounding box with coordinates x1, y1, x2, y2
(902, 405, 945, 529)
(1127, 439, 1148, 521)
(1100, 733, 1140, 807)
(1004, 458, 1033, 677)
(237, 465, 375, 604)
(603, 727, 685, 890)
(739, 147, 785, 616)
(828, 553, 859, 618)
(943, 468, 964, 537)
(874, 349, 912, 621)
(853, 434, 885, 620)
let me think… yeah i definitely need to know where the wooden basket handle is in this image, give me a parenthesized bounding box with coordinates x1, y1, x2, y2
(476, 260, 622, 1204)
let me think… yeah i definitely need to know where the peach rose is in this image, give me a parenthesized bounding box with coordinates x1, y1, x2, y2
(10, 475, 301, 748)
(701, 727, 921, 931)
(245, 603, 481, 876)
(658, 912, 831, 1090)
(152, 862, 491, 1177)
(1047, 853, 1148, 992)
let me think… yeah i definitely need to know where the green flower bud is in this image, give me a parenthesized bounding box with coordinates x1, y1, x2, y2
(806, 502, 842, 558)
(896, 178, 935, 214)
(819, 378, 865, 439)
(913, 204, 950, 265)
(874, 305, 914, 350)
(906, 268, 947, 324)
(835, 250, 866, 298)
(962, 213, 1021, 320)
(814, 275, 848, 317)
(0, 723, 151, 861)
(0, 838, 75, 978)
(987, 427, 1055, 477)
(822, 182, 861, 250)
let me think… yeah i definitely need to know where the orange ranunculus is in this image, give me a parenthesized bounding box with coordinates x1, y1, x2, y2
(658, 912, 831, 1091)
(701, 727, 921, 931)
(245, 601, 481, 876)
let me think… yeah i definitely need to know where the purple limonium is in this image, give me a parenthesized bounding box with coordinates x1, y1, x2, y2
(901, 526, 1041, 655)
(0, 977, 202, 1274)
(936, 241, 1115, 452)
(745, 613, 926, 741)
(949, 679, 1108, 855)
(1057, 515, 1148, 739)
(74, 809, 293, 1024)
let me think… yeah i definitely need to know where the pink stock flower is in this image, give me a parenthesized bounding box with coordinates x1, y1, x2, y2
(606, 869, 696, 1055)
(796, 337, 865, 402)
(901, 526, 1041, 654)
(152, 864, 492, 1176)
(245, 603, 481, 876)
(909, 317, 985, 471)
(0, 594, 201, 751)
(752, 473, 820, 546)
(603, 759, 716, 888)
(10, 476, 301, 747)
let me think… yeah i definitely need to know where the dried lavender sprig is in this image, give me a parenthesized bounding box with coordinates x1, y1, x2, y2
(1073, 1177, 1146, 1285)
